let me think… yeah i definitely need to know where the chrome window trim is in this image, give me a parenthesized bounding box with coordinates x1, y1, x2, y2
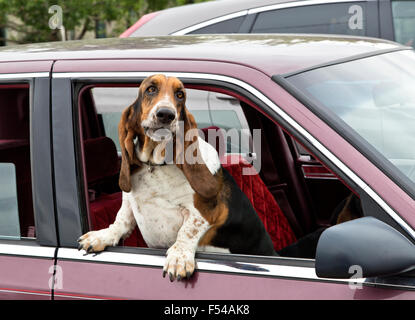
(171, 10, 248, 36)
(58, 247, 367, 285)
(0, 243, 55, 258)
(0, 72, 49, 79)
(171, 0, 366, 35)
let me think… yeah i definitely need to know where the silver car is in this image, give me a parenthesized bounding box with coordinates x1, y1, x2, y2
(121, 0, 415, 48)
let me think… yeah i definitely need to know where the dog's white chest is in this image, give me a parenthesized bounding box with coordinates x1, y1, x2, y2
(125, 164, 195, 248)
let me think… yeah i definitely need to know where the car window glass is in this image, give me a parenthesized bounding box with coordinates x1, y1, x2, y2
(188, 16, 245, 34)
(251, 3, 366, 36)
(392, 0, 415, 48)
(287, 50, 415, 186)
(0, 163, 21, 239)
(0, 85, 34, 240)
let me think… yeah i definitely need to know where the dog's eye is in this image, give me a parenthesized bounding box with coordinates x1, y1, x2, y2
(175, 91, 184, 100)
(146, 86, 157, 95)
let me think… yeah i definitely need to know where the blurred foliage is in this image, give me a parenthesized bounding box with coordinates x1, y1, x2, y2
(0, 0, 211, 44)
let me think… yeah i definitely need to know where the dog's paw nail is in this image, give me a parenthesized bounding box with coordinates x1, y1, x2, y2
(163, 270, 167, 278)
(169, 273, 174, 282)
(186, 271, 191, 279)
(87, 245, 93, 253)
(177, 275, 182, 281)
(78, 244, 83, 251)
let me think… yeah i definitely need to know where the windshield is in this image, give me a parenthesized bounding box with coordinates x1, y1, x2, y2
(287, 50, 415, 188)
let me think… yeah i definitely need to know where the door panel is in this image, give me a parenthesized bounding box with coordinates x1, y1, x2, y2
(55, 248, 415, 300)
(0, 243, 55, 299)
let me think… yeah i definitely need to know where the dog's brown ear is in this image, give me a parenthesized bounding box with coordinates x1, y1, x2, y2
(118, 101, 140, 192)
(177, 107, 220, 199)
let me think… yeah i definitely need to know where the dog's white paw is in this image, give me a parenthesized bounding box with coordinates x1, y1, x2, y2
(163, 242, 196, 281)
(77, 229, 118, 254)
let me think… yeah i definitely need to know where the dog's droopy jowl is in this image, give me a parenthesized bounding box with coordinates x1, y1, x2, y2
(78, 74, 276, 281)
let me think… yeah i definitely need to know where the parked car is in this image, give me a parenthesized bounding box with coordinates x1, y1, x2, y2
(1, 34, 415, 299)
(121, 0, 415, 48)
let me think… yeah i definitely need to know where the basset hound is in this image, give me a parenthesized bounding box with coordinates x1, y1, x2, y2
(78, 74, 276, 281)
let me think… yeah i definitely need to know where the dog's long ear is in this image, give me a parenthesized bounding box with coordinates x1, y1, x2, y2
(177, 106, 220, 199)
(118, 99, 141, 192)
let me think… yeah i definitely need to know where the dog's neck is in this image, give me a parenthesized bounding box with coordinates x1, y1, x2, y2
(135, 134, 170, 165)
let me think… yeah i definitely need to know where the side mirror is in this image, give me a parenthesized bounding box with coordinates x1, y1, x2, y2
(315, 217, 415, 279)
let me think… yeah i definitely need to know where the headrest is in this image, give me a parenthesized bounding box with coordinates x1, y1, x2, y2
(83, 137, 119, 185)
(200, 126, 226, 158)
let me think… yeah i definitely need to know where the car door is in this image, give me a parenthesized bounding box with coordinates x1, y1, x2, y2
(50, 58, 415, 300)
(0, 62, 58, 299)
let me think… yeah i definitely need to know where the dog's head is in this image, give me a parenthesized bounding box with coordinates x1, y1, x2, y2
(118, 74, 220, 198)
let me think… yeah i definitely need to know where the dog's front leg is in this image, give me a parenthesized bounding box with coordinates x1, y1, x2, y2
(78, 193, 136, 253)
(163, 205, 210, 281)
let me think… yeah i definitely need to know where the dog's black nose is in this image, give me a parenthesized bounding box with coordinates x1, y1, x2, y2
(156, 108, 176, 124)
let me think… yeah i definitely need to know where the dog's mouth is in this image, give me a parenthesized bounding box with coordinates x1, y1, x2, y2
(143, 125, 174, 142)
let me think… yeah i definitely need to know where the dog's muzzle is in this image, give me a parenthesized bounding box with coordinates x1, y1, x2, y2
(156, 108, 176, 125)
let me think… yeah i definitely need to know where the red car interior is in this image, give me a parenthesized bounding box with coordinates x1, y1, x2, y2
(0, 86, 35, 238)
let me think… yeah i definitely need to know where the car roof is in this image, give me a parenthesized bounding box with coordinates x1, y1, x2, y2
(0, 34, 406, 76)
(129, 0, 300, 36)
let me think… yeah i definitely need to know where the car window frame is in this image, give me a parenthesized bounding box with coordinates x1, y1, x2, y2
(50, 70, 415, 291)
(0, 73, 58, 247)
(0, 72, 57, 299)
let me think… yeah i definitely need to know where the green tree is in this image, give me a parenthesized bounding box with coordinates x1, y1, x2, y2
(0, 0, 211, 44)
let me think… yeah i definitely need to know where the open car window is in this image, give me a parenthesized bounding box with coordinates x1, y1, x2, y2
(79, 82, 364, 263)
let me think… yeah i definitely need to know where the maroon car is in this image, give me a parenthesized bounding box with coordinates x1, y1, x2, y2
(1, 34, 415, 300)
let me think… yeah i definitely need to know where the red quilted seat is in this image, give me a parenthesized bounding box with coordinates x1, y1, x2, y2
(89, 192, 146, 247)
(221, 155, 297, 251)
(86, 131, 297, 251)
